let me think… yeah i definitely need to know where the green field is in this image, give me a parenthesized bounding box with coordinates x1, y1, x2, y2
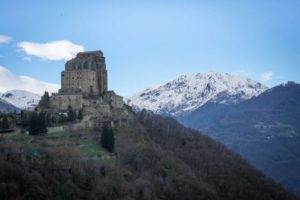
(0, 127, 113, 165)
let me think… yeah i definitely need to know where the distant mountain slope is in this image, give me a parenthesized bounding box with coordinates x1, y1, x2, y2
(135, 110, 296, 200)
(178, 81, 300, 196)
(1, 90, 41, 110)
(0, 98, 20, 113)
(179, 81, 300, 139)
(127, 72, 267, 116)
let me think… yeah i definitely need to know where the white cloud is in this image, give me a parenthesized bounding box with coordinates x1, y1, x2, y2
(0, 66, 59, 95)
(260, 71, 273, 82)
(23, 56, 32, 61)
(0, 35, 12, 44)
(17, 40, 84, 61)
(233, 69, 254, 77)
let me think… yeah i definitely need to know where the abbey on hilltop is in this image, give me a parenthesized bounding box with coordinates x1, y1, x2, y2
(49, 50, 122, 111)
(42, 50, 128, 128)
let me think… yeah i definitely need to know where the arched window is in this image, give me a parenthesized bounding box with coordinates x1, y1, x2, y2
(84, 61, 89, 69)
(91, 61, 96, 70)
(78, 62, 83, 69)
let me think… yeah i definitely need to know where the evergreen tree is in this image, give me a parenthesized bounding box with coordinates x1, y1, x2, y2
(101, 126, 115, 153)
(39, 91, 50, 108)
(38, 112, 48, 134)
(28, 112, 39, 135)
(20, 110, 24, 121)
(20, 110, 24, 119)
(78, 109, 83, 120)
(108, 128, 115, 153)
(28, 112, 48, 135)
(59, 114, 67, 123)
(101, 126, 108, 149)
(45, 113, 51, 126)
(67, 105, 76, 122)
(20, 110, 29, 125)
(1, 116, 9, 129)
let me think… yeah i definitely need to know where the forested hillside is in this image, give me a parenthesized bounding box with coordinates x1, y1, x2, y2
(0, 107, 296, 200)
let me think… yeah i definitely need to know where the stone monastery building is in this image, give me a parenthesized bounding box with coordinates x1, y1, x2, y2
(49, 50, 123, 112)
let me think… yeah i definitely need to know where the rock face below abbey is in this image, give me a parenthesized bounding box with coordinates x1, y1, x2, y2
(44, 50, 128, 128)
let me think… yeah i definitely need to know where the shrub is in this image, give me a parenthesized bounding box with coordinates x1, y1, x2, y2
(101, 126, 115, 153)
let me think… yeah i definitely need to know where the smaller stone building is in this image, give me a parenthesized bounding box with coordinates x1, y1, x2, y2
(50, 93, 83, 111)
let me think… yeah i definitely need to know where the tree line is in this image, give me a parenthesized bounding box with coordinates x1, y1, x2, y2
(20, 105, 83, 135)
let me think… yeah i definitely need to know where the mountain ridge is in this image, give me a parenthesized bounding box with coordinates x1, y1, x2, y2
(127, 72, 267, 116)
(0, 98, 20, 113)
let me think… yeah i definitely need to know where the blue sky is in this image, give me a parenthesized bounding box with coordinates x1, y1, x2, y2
(0, 0, 299, 96)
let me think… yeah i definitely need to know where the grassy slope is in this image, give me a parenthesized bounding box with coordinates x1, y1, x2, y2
(0, 128, 114, 165)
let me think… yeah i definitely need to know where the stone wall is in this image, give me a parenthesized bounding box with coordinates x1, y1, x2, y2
(103, 91, 124, 108)
(97, 68, 107, 94)
(50, 93, 83, 111)
(61, 70, 100, 96)
(82, 98, 104, 108)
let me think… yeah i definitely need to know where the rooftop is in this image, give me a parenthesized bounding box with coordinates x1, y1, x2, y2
(76, 50, 104, 59)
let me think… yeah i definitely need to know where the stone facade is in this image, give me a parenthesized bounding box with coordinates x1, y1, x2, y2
(50, 93, 83, 111)
(60, 50, 107, 97)
(61, 70, 100, 97)
(103, 91, 124, 108)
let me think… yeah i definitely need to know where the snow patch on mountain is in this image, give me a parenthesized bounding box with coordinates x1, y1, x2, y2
(126, 72, 268, 116)
(1, 90, 41, 110)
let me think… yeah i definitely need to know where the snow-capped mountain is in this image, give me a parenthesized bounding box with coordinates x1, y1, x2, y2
(126, 72, 268, 116)
(0, 90, 41, 110)
(0, 98, 20, 113)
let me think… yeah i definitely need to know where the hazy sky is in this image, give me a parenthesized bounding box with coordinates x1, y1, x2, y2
(0, 0, 299, 95)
